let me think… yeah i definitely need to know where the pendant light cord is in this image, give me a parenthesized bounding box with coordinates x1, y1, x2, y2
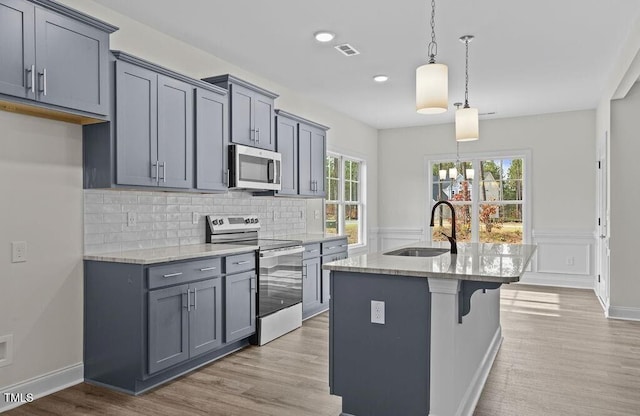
(464, 38, 470, 108)
(428, 0, 437, 63)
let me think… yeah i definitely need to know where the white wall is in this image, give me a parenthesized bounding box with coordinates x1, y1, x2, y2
(378, 110, 597, 287)
(0, 112, 84, 395)
(378, 110, 596, 230)
(0, 0, 378, 396)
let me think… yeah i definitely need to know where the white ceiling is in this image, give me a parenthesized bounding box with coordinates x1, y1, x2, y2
(93, 0, 640, 129)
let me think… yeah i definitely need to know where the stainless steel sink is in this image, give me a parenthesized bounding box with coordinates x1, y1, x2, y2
(383, 247, 449, 257)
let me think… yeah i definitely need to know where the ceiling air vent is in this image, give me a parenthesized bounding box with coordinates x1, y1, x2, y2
(335, 43, 360, 57)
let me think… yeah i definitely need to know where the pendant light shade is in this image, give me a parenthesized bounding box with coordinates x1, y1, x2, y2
(455, 35, 479, 142)
(416, 0, 448, 114)
(455, 107, 479, 141)
(416, 63, 448, 114)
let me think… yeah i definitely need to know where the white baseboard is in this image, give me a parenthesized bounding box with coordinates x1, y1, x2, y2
(518, 272, 594, 289)
(455, 326, 503, 416)
(0, 363, 83, 412)
(608, 306, 640, 321)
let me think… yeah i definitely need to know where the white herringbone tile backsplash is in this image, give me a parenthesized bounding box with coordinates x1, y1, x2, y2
(84, 190, 307, 254)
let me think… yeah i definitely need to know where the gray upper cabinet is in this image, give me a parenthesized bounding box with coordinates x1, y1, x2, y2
(0, 0, 35, 99)
(0, 0, 116, 117)
(196, 87, 228, 191)
(274, 111, 298, 195)
(114, 56, 194, 189)
(157, 75, 193, 188)
(299, 121, 328, 197)
(115, 60, 158, 187)
(202, 74, 278, 151)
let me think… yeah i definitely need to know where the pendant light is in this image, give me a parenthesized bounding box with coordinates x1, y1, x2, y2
(455, 35, 479, 141)
(416, 0, 448, 114)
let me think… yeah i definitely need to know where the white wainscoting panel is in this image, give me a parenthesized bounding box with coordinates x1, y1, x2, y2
(520, 229, 596, 289)
(375, 228, 425, 253)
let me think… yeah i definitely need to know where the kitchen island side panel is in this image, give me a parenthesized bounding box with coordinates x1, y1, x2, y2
(330, 271, 431, 416)
(84, 261, 145, 392)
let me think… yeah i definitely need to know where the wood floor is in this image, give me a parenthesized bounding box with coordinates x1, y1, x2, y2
(6, 284, 640, 416)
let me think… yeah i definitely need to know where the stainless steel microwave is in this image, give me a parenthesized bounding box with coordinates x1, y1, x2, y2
(229, 144, 282, 191)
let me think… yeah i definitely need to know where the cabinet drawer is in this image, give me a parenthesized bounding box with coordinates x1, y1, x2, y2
(303, 243, 321, 259)
(225, 252, 256, 275)
(188, 258, 222, 280)
(322, 251, 348, 264)
(148, 262, 193, 289)
(322, 239, 348, 256)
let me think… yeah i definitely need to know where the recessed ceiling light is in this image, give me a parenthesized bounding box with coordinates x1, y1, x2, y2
(314, 31, 335, 42)
(373, 75, 389, 83)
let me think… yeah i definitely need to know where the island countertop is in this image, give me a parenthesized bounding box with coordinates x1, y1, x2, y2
(322, 242, 536, 283)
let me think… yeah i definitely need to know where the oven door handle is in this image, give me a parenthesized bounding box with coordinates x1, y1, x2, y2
(259, 246, 305, 258)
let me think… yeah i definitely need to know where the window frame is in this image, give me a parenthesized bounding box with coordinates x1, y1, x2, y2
(426, 149, 532, 245)
(325, 152, 366, 249)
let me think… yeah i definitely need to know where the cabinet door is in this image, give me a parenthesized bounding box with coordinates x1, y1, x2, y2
(253, 94, 275, 150)
(115, 61, 158, 187)
(157, 75, 193, 189)
(225, 271, 256, 343)
(229, 83, 254, 147)
(322, 251, 347, 305)
(303, 257, 321, 315)
(196, 88, 228, 191)
(189, 278, 222, 358)
(310, 127, 327, 196)
(276, 115, 298, 195)
(298, 124, 313, 196)
(34, 8, 109, 115)
(148, 284, 189, 374)
(0, 0, 35, 99)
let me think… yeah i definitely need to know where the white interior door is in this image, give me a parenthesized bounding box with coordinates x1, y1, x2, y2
(596, 132, 610, 307)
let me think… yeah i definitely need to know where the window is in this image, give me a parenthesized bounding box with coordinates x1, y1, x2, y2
(325, 154, 365, 247)
(430, 152, 529, 244)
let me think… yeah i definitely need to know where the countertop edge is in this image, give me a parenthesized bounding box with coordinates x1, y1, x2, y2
(323, 264, 521, 283)
(83, 245, 258, 265)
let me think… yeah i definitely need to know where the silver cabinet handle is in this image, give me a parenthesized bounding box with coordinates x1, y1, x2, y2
(250, 129, 256, 142)
(199, 266, 217, 272)
(185, 289, 191, 311)
(234, 260, 250, 265)
(26, 65, 35, 93)
(163, 272, 183, 278)
(308, 249, 319, 253)
(250, 277, 256, 291)
(255, 127, 260, 143)
(152, 161, 159, 182)
(225, 169, 230, 186)
(159, 161, 166, 183)
(38, 69, 47, 96)
(327, 246, 337, 250)
(340, 244, 348, 248)
(303, 264, 308, 278)
(193, 287, 197, 310)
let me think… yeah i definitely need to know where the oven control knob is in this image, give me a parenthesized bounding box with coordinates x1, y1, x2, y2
(212, 219, 218, 225)
(255, 218, 259, 223)
(219, 219, 224, 225)
(245, 218, 250, 224)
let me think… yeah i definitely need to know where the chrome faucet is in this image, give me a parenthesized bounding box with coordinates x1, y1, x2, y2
(430, 201, 457, 254)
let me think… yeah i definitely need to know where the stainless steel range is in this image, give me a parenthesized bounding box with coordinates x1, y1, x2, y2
(206, 215, 304, 345)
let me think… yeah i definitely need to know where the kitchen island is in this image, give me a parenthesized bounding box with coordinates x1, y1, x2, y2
(323, 242, 536, 416)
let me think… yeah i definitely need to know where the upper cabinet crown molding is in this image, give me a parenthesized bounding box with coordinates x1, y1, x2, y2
(202, 74, 279, 100)
(30, 0, 118, 33)
(275, 109, 330, 131)
(111, 51, 228, 96)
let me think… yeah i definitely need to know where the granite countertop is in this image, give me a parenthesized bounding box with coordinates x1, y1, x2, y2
(84, 243, 258, 265)
(281, 233, 348, 244)
(322, 242, 536, 283)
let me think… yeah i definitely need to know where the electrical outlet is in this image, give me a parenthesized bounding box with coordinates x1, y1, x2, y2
(127, 212, 136, 227)
(314, 210, 320, 220)
(371, 300, 385, 325)
(11, 241, 27, 263)
(192, 212, 200, 224)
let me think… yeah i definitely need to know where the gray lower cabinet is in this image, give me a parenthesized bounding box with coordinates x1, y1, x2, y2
(84, 251, 256, 394)
(196, 87, 228, 191)
(321, 240, 349, 306)
(302, 256, 322, 318)
(0, 0, 115, 116)
(225, 270, 257, 343)
(202, 74, 278, 151)
(148, 277, 223, 374)
(299, 121, 327, 197)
